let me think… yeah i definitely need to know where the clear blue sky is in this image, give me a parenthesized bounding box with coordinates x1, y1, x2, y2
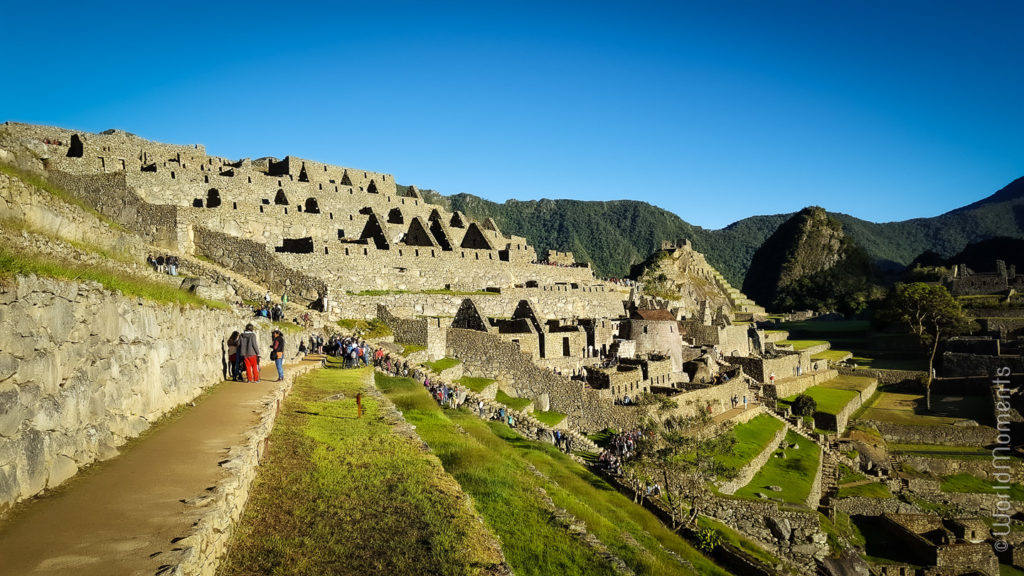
(2, 1, 1021, 229)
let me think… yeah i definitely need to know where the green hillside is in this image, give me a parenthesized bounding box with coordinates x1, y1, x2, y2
(411, 176, 1024, 288)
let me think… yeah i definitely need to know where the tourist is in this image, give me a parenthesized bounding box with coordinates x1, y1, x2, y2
(237, 324, 260, 382)
(146, 254, 156, 271)
(155, 254, 165, 273)
(743, 395, 748, 410)
(167, 255, 178, 276)
(271, 329, 285, 382)
(264, 291, 271, 306)
(227, 331, 240, 381)
(769, 371, 776, 384)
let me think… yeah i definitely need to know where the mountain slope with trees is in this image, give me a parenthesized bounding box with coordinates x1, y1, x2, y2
(410, 176, 1024, 288)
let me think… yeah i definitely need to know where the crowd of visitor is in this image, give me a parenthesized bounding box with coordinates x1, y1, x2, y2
(146, 253, 180, 276)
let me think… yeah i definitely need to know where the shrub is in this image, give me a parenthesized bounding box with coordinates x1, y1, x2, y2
(792, 394, 817, 416)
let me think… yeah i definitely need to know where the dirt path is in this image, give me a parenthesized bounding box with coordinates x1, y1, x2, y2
(0, 360, 313, 576)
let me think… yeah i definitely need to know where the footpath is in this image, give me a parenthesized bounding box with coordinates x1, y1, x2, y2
(0, 357, 320, 576)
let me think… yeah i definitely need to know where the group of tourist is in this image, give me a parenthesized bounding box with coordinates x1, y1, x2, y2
(730, 394, 749, 410)
(595, 428, 645, 477)
(225, 325, 286, 383)
(146, 253, 180, 276)
(251, 303, 285, 321)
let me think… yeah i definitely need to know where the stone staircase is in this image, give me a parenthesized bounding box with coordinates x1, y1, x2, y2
(710, 270, 765, 315)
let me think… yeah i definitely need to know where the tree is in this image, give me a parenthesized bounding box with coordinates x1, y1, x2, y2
(792, 394, 817, 417)
(634, 413, 735, 530)
(877, 282, 976, 408)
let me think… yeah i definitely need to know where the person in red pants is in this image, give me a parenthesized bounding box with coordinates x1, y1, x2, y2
(237, 323, 261, 382)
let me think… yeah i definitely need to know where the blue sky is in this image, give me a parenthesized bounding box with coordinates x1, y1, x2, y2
(2, 1, 1021, 229)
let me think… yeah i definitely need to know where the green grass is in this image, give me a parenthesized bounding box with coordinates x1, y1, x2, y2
(837, 482, 892, 499)
(810, 349, 852, 362)
(495, 389, 532, 411)
(424, 357, 461, 373)
(783, 386, 858, 416)
(271, 319, 305, 334)
(713, 414, 785, 476)
(734, 431, 820, 506)
(532, 410, 567, 427)
(1001, 564, 1024, 576)
(454, 376, 495, 393)
(889, 444, 992, 458)
(0, 247, 226, 309)
(217, 368, 506, 576)
(375, 373, 733, 576)
(774, 339, 829, 351)
(335, 318, 392, 338)
(858, 392, 994, 426)
(400, 343, 426, 354)
(941, 474, 1024, 500)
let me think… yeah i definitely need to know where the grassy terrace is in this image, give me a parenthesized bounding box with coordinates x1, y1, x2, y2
(857, 391, 994, 426)
(454, 376, 495, 393)
(734, 431, 820, 506)
(376, 373, 732, 576)
(941, 474, 1024, 500)
(424, 356, 461, 372)
(495, 389, 532, 411)
(810, 349, 852, 362)
(0, 246, 226, 309)
(218, 368, 506, 576)
(336, 318, 392, 338)
(775, 319, 927, 370)
(835, 464, 892, 499)
(714, 414, 785, 475)
(532, 410, 567, 427)
(773, 339, 828, 351)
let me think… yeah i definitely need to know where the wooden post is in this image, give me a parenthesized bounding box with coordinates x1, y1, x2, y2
(356, 393, 363, 418)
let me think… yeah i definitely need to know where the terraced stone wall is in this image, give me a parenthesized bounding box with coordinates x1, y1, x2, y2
(0, 275, 258, 514)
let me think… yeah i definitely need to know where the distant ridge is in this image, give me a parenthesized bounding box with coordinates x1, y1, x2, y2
(415, 176, 1024, 287)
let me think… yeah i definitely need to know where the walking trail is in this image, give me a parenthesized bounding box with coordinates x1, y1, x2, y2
(0, 358, 318, 576)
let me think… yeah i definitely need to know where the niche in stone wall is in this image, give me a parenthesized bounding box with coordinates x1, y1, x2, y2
(429, 219, 453, 251)
(298, 164, 309, 182)
(274, 189, 289, 205)
(206, 189, 222, 208)
(367, 180, 379, 194)
(460, 222, 493, 250)
(67, 134, 84, 157)
(275, 237, 314, 254)
(387, 207, 404, 224)
(403, 218, 436, 247)
(304, 198, 321, 214)
(340, 171, 353, 186)
(337, 229, 345, 239)
(192, 199, 203, 208)
(141, 163, 157, 172)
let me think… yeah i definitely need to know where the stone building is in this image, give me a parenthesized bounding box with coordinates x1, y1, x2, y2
(619, 308, 684, 372)
(872, 513, 999, 576)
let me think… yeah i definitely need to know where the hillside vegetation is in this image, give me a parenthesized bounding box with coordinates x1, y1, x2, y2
(414, 176, 1024, 288)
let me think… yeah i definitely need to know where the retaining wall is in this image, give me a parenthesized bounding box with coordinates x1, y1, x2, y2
(0, 274, 259, 513)
(719, 419, 787, 495)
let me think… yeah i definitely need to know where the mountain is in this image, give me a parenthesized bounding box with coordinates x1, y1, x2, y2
(409, 176, 1024, 289)
(742, 207, 882, 314)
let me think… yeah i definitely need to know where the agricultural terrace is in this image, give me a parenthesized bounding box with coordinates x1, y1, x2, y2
(782, 375, 876, 416)
(375, 373, 733, 576)
(774, 319, 926, 370)
(856, 391, 994, 427)
(713, 414, 785, 477)
(734, 431, 821, 506)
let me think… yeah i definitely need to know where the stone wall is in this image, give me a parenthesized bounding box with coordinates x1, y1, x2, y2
(331, 286, 626, 322)
(902, 454, 1024, 483)
(832, 496, 920, 516)
(193, 226, 326, 304)
(870, 421, 999, 446)
(836, 366, 925, 386)
(704, 497, 829, 568)
(726, 352, 810, 384)
(0, 275, 256, 513)
(446, 328, 645, 432)
(661, 378, 750, 420)
(943, 352, 1024, 378)
(719, 419, 787, 495)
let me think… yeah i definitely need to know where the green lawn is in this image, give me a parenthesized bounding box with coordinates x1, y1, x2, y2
(714, 414, 785, 476)
(697, 516, 782, 568)
(400, 343, 426, 354)
(734, 431, 821, 506)
(783, 386, 858, 415)
(533, 410, 567, 427)
(424, 356, 461, 373)
(495, 389, 532, 411)
(774, 339, 829, 351)
(218, 368, 505, 576)
(837, 482, 892, 499)
(375, 373, 733, 576)
(858, 392, 994, 426)
(941, 474, 1024, 500)
(820, 375, 876, 393)
(455, 376, 496, 393)
(0, 247, 226, 309)
(810, 350, 852, 362)
(335, 318, 393, 338)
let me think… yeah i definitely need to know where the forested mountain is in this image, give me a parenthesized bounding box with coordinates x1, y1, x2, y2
(409, 175, 1024, 287)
